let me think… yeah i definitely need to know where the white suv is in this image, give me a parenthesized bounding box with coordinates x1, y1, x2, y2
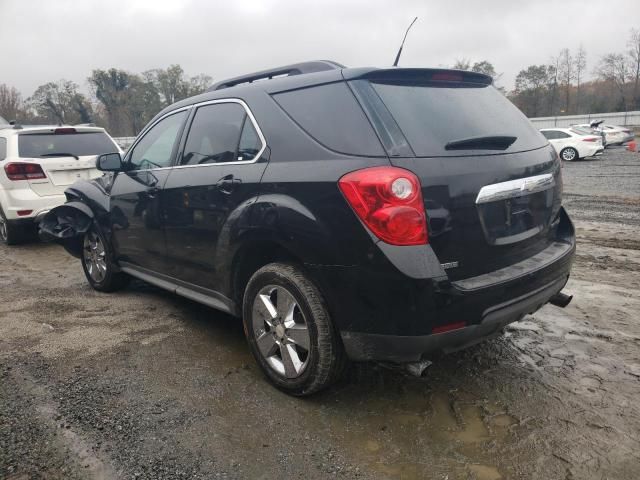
(0, 124, 121, 244)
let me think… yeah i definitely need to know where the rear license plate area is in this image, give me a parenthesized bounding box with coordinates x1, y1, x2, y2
(477, 190, 553, 245)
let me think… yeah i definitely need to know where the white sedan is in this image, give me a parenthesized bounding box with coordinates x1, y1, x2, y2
(540, 127, 604, 161)
(573, 123, 634, 146)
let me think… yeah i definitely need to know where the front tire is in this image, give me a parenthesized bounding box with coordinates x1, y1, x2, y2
(243, 263, 345, 396)
(81, 224, 129, 292)
(560, 147, 579, 161)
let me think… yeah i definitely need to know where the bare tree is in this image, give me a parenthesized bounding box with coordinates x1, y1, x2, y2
(452, 58, 471, 71)
(574, 45, 587, 113)
(0, 84, 23, 121)
(628, 28, 640, 110)
(548, 55, 560, 115)
(558, 48, 574, 113)
(596, 53, 631, 110)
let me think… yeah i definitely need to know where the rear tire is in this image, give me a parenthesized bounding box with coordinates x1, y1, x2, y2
(81, 223, 129, 292)
(560, 147, 579, 161)
(0, 207, 25, 246)
(242, 263, 346, 396)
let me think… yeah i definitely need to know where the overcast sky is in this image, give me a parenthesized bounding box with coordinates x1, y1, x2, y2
(1, 0, 638, 97)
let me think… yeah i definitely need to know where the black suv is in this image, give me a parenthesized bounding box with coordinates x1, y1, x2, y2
(42, 61, 575, 395)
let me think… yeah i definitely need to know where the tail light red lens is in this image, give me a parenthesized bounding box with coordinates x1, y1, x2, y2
(338, 166, 428, 245)
(582, 137, 597, 142)
(4, 162, 47, 181)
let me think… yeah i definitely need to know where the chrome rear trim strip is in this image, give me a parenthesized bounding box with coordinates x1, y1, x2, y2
(475, 173, 554, 204)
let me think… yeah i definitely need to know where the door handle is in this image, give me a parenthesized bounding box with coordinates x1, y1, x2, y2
(216, 175, 241, 194)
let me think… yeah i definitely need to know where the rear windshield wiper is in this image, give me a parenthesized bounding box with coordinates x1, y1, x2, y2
(445, 135, 517, 151)
(39, 152, 80, 160)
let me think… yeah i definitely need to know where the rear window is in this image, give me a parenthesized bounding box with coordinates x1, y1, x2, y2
(18, 132, 117, 158)
(272, 82, 385, 157)
(352, 79, 547, 157)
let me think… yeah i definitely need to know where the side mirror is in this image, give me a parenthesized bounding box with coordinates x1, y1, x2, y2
(96, 152, 123, 172)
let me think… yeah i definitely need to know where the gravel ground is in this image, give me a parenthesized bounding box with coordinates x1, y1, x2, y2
(1, 147, 639, 480)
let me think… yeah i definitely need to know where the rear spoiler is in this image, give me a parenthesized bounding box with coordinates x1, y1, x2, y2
(342, 68, 493, 86)
(15, 126, 106, 135)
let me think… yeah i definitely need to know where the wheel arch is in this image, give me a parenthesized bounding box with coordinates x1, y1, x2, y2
(230, 238, 305, 307)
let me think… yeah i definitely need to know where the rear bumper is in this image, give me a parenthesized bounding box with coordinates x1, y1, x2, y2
(308, 208, 575, 362)
(582, 145, 603, 157)
(0, 187, 65, 221)
(341, 275, 568, 362)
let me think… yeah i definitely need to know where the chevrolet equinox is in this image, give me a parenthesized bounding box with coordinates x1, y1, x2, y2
(41, 61, 575, 395)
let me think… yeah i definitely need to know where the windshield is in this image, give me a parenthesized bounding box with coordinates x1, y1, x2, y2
(18, 132, 117, 158)
(354, 80, 547, 157)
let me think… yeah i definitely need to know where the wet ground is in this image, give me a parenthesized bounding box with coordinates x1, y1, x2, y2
(1, 147, 639, 480)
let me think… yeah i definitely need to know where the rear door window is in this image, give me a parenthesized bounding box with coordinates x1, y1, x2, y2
(18, 131, 118, 158)
(181, 102, 263, 165)
(351, 79, 547, 157)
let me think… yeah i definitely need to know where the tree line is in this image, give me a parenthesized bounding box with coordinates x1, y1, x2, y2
(510, 28, 639, 117)
(1, 28, 639, 135)
(0, 65, 211, 136)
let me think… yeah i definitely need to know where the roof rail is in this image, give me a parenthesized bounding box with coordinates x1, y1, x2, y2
(208, 60, 345, 91)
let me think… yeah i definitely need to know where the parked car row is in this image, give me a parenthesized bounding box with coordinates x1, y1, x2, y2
(573, 120, 634, 147)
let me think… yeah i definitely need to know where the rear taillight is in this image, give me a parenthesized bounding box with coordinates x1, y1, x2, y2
(582, 137, 597, 142)
(338, 166, 428, 245)
(4, 162, 47, 181)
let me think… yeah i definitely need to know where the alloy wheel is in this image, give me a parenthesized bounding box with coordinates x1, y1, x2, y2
(83, 230, 107, 283)
(251, 285, 311, 378)
(561, 148, 577, 161)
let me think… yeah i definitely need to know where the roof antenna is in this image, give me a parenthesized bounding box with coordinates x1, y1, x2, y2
(393, 17, 418, 67)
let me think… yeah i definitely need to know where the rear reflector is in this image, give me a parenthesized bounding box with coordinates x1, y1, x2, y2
(432, 321, 467, 334)
(54, 127, 76, 134)
(4, 162, 47, 181)
(17, 210, 33, 216)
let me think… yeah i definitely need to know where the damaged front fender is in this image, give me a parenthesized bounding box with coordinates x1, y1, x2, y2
(39, 202, 95, 258)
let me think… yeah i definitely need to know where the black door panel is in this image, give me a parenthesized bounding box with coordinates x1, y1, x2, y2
(110, 170, 171, 272)
(161, 101, 268, 292)
(163, 163, 267, 290)
(109, 109, 189, 274)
